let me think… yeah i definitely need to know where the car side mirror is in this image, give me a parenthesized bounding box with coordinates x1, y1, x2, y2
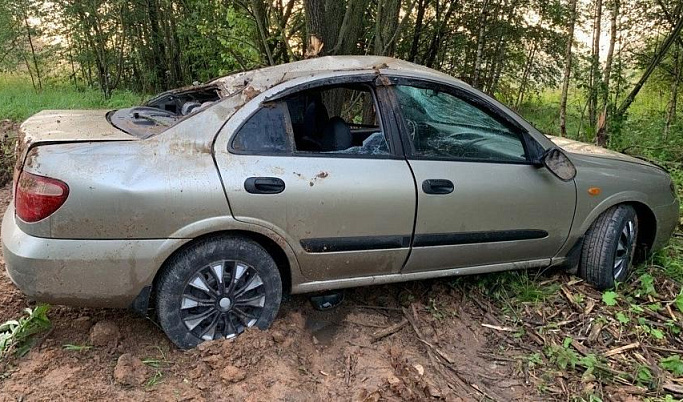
(540, 148, 577, 181)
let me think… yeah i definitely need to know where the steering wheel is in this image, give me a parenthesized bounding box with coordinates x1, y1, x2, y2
(405, 119, 418, 140)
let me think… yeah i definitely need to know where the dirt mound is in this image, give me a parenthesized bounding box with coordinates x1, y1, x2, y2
(0, 120, 18, 187)
(188, 311, 319, 401)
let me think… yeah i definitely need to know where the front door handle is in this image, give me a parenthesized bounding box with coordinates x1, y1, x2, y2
(422, 179, 454, 195)
(244, 177, 285, 194)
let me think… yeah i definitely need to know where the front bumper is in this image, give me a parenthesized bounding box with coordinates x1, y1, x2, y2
(1, 204, 188, 308)
(653, 199, 680, 251)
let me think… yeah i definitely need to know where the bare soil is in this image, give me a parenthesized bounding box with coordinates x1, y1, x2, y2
(0, 183, 535, 401)
(1, 178, 682, 401)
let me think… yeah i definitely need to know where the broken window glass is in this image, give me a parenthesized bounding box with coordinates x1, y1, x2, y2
(394, 85, 527, 163)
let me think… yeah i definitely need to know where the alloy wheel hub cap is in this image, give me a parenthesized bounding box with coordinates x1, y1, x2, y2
(180, 260, 265, 341)
(614, 219, 635, 279)
(218, 297, 232, 311)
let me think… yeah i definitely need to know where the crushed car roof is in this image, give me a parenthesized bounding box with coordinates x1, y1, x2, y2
(210, 55, 462, 98)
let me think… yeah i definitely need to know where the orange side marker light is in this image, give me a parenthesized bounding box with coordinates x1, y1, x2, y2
(588, 187, 601, 196)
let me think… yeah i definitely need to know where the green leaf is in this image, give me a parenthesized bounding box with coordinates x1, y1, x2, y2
(660, 355, 683, 376)
(675, 290, 683, 314)
(616, 312, 629, 324)
(563, 336, 573, 348)
(638, 273, 656, 296)
(602, 291, 618, 306)
(636, 365, 653, 384)
(650, 328, 665, 340)
(630, 304, 644, 314)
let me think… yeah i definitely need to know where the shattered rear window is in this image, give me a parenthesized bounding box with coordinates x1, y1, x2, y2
(108, 85, 222, 138)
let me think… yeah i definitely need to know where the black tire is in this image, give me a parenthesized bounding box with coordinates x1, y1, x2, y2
(579, 205, 638, 290)
(156, 236, 282, 349)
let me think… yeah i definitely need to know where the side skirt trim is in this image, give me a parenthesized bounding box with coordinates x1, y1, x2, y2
(413, 230, 548, 247)
(291, 259, 551, 294)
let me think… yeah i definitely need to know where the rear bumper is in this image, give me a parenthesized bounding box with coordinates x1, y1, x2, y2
(1, 204, 188, 308)
(653, 199, 680, 251)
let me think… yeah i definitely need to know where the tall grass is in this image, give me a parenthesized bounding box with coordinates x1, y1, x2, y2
(0, 74, 146, 122)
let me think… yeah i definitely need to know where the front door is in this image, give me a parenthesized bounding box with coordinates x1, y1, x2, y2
(387, 79, 576, 273)
(215, 78, 416, 281)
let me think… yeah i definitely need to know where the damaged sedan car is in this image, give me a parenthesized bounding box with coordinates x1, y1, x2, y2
(2, 56, 678, 348)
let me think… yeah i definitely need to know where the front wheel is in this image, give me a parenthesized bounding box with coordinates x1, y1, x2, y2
(579, 205, 638, 290)
(156, 236, 282, 349)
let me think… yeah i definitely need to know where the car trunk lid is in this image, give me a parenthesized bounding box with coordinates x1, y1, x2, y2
(14, 110, 137, 192)
(20, 110, 135, 144)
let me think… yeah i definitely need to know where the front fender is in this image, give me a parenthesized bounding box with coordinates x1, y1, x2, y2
(575, 190, 651, 236)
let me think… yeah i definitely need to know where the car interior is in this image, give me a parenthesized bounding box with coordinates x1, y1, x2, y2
(284, 84, 390, 156)
(394, 85, 527, 162)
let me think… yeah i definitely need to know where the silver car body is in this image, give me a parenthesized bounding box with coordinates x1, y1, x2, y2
(2, 56, 678, 309)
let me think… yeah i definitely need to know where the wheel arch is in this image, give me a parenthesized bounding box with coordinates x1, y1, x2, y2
(559, 192, 658, 265)
(134, 229, 299, 316)
(628, 201, 657, 260)
(577, 199, 657, 258)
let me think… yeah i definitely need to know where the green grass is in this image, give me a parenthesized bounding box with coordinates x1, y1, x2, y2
(0, 74, 146, 121)
(62, 344, 92, 352)
(0, 304, 51, 358)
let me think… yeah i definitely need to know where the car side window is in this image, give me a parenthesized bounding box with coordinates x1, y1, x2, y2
(285, 84, 391, 157)
(231, 103, 291, 154)
(393, 85, 527, 163)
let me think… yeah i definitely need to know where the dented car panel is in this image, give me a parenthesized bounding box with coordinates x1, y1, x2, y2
(16, 99, 237, 240)
(2, 205, 190, 307)
(1, 56, 679, 309)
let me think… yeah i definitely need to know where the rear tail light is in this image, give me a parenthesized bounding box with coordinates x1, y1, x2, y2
(15, 172, 69, 222)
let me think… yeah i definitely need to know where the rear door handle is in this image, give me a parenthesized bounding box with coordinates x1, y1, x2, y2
(244, 177, 285, 194)
(422, 179, 454, 195)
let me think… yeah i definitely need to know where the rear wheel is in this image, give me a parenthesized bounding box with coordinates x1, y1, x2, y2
(579, 205, 638, 289)
(156, 236, 282, 349)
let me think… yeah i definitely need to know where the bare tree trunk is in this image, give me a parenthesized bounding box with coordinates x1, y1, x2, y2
(588, 0, 603, 131)
(486, 0, 519, 94)
(665, 43, 682, 139)
(375, 0, 401, 55)
(146, 0, 166, 90)
(559, 0, 578, 137)
(304, 0, 354, 57)
(375, 0, 415, 56)
(596, 0, 619, 146)
(515, 42, 538, 109)
(616, 13, 683, 118)
(22, 9, 41, 91)
(408, 0, 429, 62)
(21, 53, 36, 91)
(251, 0, 275, 65)
(472, 0, 491, 88)
(66, 33, 79, 89)
(422, 0, 458, 68)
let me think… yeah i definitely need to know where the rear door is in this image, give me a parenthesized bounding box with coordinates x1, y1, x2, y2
(214, 77, 416, 281)
(386, 78, 576, 273)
